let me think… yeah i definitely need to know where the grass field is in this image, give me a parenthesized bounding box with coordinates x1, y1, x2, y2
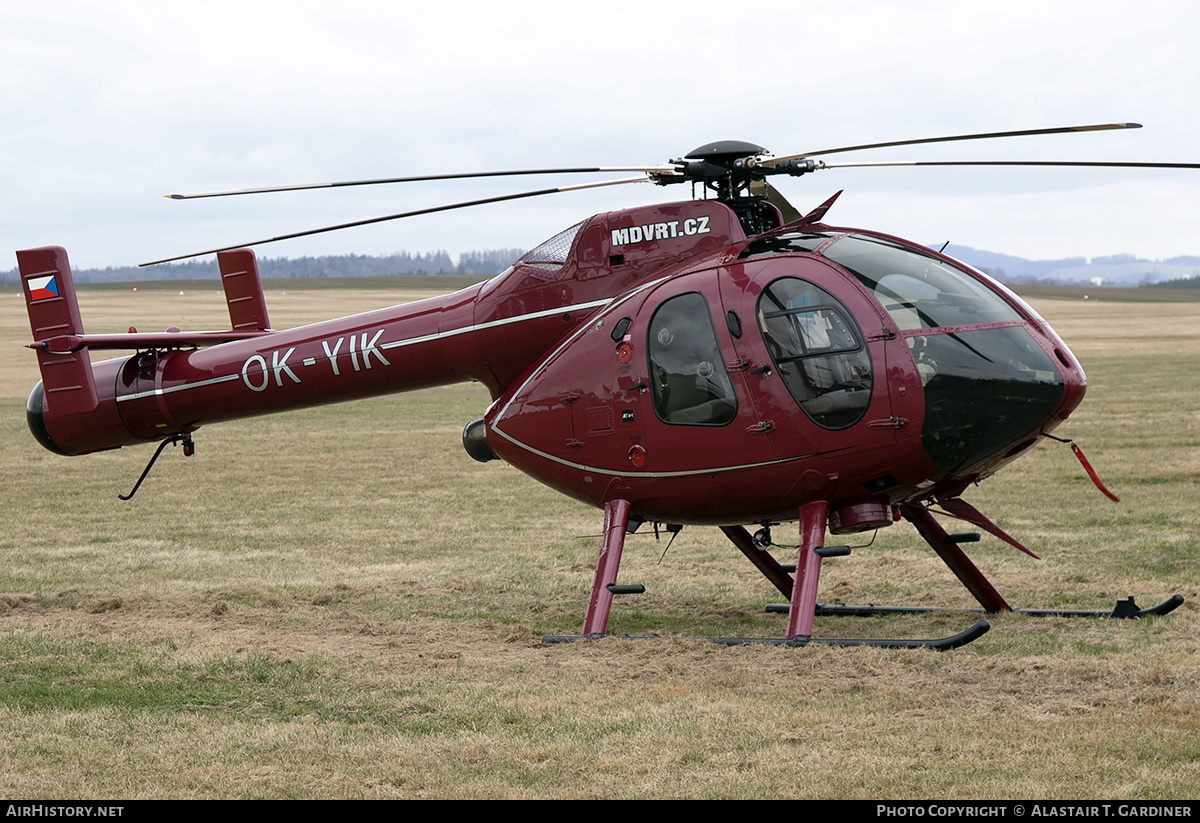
(0, 278, 1197, 799)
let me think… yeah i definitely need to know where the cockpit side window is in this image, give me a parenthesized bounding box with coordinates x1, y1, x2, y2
(647, 292, 738, 426)
(756, 277, 873, 429)
(515, 221, 584, 273)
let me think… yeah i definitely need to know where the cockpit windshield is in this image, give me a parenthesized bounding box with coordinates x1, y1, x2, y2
(739, 229, 1062, 475)
(820, 235, 1022, 331)
(739, 231, 1025, 331)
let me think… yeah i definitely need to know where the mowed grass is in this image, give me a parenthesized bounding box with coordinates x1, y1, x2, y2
(0, 281, 1197, 799)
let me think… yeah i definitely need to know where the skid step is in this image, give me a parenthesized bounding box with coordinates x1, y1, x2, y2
(606, 584, 645, 595)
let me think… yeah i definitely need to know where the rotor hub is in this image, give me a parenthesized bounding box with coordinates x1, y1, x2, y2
(684, 140, 770, 164)
(665, 140, 817, 204)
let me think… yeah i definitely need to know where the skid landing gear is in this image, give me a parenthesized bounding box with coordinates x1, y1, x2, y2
(715, 500, 992, 649)
(545, 497, 1185, 650)
(760, 503, 1183, 624)
(544, 498, 994, 650)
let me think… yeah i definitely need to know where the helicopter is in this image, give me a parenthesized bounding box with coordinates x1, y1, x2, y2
(17, 122, 1191, 650)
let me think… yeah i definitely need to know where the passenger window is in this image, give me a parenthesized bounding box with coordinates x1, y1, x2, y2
(647, 292, 737, 426)
(756, 278, 873, 429)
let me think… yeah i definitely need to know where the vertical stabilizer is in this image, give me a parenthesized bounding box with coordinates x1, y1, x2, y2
(217, 248, 271, 332)
(18, 246, 98, 417)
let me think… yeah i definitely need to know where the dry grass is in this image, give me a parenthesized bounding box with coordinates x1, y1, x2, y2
(0, 281, 1197, 799)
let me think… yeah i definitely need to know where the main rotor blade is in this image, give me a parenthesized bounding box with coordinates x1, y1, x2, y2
(758, 123, 1143, 167)
(814, 159, 1200, 171)
(166, 166, 679, 200)
(141, 175, 651, 266)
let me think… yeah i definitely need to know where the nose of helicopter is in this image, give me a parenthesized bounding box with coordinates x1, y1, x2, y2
(1050, 341, 1087, 423)
(914, 323, 1083, 477)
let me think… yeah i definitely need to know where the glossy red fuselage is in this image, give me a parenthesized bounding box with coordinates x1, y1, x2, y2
(25, 198, 1085, 531)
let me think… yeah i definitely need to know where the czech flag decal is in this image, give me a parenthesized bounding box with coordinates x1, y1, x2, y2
(28, 275, 59, 301)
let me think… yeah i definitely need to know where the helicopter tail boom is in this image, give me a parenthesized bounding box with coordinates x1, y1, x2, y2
(17, 245, 515, 457)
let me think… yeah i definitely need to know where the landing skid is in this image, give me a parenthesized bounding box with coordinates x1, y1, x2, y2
(763, 593, 1185, 620)
(543, 618, 991, 651)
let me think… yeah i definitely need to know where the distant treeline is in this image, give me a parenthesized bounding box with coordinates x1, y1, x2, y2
(0, 248, 527, 286)
(10, 246, 1200, 289)
(1148, 275, 1200, 289)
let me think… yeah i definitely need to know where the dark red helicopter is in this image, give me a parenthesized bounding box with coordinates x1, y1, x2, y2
(17, 123, 1189, 649)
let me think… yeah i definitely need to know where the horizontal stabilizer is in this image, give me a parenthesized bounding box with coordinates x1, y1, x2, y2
(27, 329, 271, 353)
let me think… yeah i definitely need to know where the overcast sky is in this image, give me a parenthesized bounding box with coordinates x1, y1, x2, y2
(3, 0, 1198, 270)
